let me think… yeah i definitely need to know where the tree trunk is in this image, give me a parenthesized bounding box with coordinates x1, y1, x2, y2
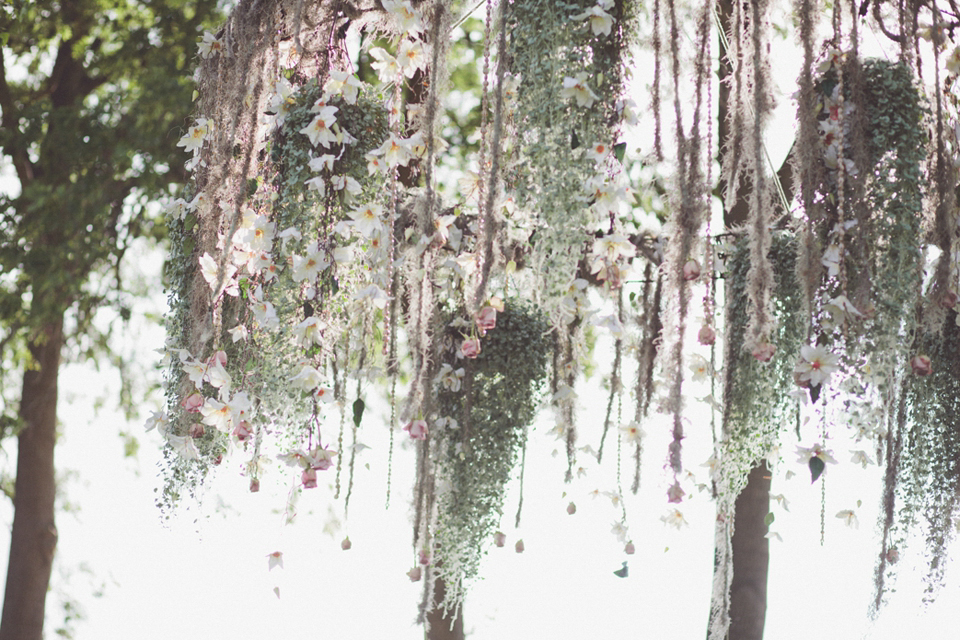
(727, 463, 771, 640)
(0, 320, 63, 640)
(425, 577, 464, 640)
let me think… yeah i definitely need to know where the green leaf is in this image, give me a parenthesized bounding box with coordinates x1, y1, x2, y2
(352, 398, 365, 428)
(613, 142, 627, 163)
(571, 128, 580, 150)
(809, 456, 826, 483)
(764, 511, 775, 527)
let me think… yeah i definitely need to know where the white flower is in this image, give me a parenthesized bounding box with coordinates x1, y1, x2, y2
(574, 5, 615, 36)
(290, 365, 323, 392)
(300, 106, 339, 148)
(324, 70, 362, 105)
(265, 78, 297, 128)
(228, 324, 248, 343)
(353, 284, 389, 309)
(330, 175, 362, 195)
(177, 117, 211, 154)
(660, 509, 688, 529)
(197, 31, 224, 58)
(369, 47, 400, 83)
(292, 248, 329, 282)
(794, 344, 840, 387)
(611, 521, 629, 542)
(309, 154, 336, 172)
(620, 421, 644, 444)
(294, 316, 325, 348)
(252, 299, 279, 329)
(850, 450, 873, 468)
(560, 72, 599, 108)
(200, 398, 234, 433)
(349, 203, 384, 238)
(382, 0, 423, 34)
(836, 509, 859, 529)
(796, 442, 838, 465)
(397, 39, 427, 78)
(437, 364, 465, 392)
(371, 133, 415, 168)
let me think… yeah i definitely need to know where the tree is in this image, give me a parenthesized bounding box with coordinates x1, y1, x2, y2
(0, 2, 220, 637)
(152, 1, 960, 639)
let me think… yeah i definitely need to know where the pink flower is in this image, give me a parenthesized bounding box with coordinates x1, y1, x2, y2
(566, 502, 577, 515)
(667, 481, 685, 504)
(249, 478, 260, 493)
(407, 566, 422, 582)
(188, 423, 205, 438)
(698, 325, 716, 346)
(752, 342, 776, 362)
(493, 531, 506, 547)
(461, 337, 481, 359)
(301, 468, 317, 489)
(885, 547, 900, 564)
(419, 549, 430, 565)
(233, 420, 254, 442)
(404, 419, 429, 440)
(476, 306, 497, 335)
(207, 350, 228, 368)
(310, 447, 336, 470)
(624, 542, 635, 555)
(341, 537, 352, 551)
(911, 354, 933, 376)
(515, 539, 525, 553)
(682, 259, 701, 281)
(182, 392, 205, 413)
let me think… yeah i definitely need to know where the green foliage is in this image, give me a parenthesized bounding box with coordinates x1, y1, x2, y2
(433, 300, 551, 595)
(721, 233, 805, 488)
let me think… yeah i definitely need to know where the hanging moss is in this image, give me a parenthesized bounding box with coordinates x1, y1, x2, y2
(431, 299, 551, 607)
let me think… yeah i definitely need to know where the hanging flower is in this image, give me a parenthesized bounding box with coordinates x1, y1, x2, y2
(619, 421, 644, 444)
(369, 47, 400, 83)
(188, 423, 205, 439)
(197, 31, 224, 58)
(560, 72, 599, 108)
(796, 442, 838, 483)
(291, 248, 330, 283)
(404, 419, 428, 440)
(697, 324, 716, 346)
(624, 541, 635, 555)
(567, 502, 577, 515)
(688, 354, 710, 382)
(407, 566, 422, 582)
(836, 509, 859, 529)
(794, 344, 840, 388)
(493, 531, 506, 547)
(437, 363, 465, 392)
(573, 4, 615, 36)
(233, 420, 254, 442)
(301, 468, 318, 489)
(396, 39, 426, 78)
(341, 537, 352, 551)
(182, 392, 205, 413)
(300, 106, 339, 148)
(325, 70, 362, 105)
(514, 539, 525, 553)
(666, 481, 685, 504)
(660, 509, 688, 529)
(267, 551, 284, 571)
(682, 258, 701, 281)
(910, 354, 933, 376)
(476, 306, 497, 334)
(850, 450, 874, 468)
(460, 337, 481, 359)
(177, 117, 212, 154)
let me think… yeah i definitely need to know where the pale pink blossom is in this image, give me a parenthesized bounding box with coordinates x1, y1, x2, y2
(182, 392, 205, 413)
(460, 338, 481, 359)
(682, 259, 701, 281)
(476, 306, 497, 334)
(404, 419, 428, 440)
(341, 537, 352, 551)
(493, 531, 506, 547)
(567, 502, 577, 515)
(911, 354, 933, 376)
(698, 324, 716, 346)
(301, 468, 318, 489)
(515, 539, 525, 553)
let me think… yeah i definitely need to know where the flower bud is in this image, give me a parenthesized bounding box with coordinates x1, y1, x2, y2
(341, 537, 352, 551)
(301, 468, 317, 489)
(515, 539, 525, 553)
(407, 567, 422, 582)
(182, 392, 205, 413)
(682, 259, 701, 281)
(249, 478, 260, 493)
(460, 337, 481, 359)
(752, 342, 776, 362)
(566, 502, 577, 515)
(697, 325, 716, 346)
(624, 542, 636, 555)
(189, 423, 206, 438)
(493, 531, 506, 547)
(910, 354, 933, 376)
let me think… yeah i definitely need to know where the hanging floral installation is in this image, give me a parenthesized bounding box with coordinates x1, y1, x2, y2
(148, 0, 960, 636)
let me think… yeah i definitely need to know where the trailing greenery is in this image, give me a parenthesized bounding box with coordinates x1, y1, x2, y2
(432, 300, 551, 604)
